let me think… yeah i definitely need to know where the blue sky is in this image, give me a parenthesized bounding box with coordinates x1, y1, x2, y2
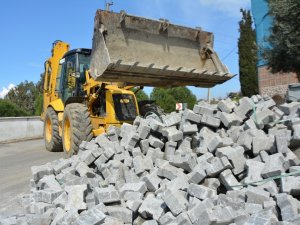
(0, 0, 250, 99)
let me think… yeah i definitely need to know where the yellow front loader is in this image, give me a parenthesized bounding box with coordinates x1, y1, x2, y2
(42, 10, 233, 156)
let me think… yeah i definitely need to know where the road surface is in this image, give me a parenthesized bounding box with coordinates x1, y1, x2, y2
(0, 139, 64, 216)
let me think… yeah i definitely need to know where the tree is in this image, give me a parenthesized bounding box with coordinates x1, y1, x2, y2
(5, 74, 45, 116)
(5, 81, 37, 115)
(238, 9, 259, 97)
(133, 89, 149, 102)
(150, 87, 197, 113)
(0, 99, 29, 117)
(265, 0, 300, 75)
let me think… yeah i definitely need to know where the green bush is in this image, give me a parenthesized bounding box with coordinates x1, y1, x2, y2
(0, 99, 30, 117)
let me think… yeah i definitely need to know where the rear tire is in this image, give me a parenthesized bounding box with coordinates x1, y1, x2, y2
(44, 107, 63, 152)
(62, 103, 93, 157)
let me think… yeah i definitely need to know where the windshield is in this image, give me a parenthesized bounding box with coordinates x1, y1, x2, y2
(78, 54, 91, 83)
(113, 94, 137, 121)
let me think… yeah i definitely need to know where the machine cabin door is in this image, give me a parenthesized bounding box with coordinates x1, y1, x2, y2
(58, 54, 77, 103)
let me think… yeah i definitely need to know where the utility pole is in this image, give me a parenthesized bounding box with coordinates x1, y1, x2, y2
(207, 88, 211, 104)
(105, 0, 114, 11)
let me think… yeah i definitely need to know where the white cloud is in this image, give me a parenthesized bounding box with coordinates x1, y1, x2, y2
(0, 84, 15, 98)
(198, 0, 250, 17)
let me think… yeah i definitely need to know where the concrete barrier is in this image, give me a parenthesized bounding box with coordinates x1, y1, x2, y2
(0, 117, 43, 143)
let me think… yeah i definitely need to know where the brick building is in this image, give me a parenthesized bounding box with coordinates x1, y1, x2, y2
(251, 0, 299, 101)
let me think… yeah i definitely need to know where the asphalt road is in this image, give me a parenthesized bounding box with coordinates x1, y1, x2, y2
(0, 139, 64, 216)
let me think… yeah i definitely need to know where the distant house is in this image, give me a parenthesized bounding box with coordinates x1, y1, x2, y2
(251, 0, 299, 101)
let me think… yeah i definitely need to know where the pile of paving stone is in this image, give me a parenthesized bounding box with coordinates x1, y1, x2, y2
(2, 95, 300, 225)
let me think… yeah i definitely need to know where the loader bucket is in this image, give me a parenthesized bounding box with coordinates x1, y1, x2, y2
(90, 10, 233, 88)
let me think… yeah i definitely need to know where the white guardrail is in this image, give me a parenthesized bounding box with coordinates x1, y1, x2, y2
(0, 117, 43, 143)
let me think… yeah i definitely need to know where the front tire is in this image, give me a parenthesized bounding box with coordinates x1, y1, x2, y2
(44, 107, 63, 152)
(62, 103, 93, 157)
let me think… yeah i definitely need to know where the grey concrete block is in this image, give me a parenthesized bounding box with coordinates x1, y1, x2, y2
(141, 220, 158, 225)
(73, 204, 106, 225)
(276, 193, 299, 221)
(261, 153, 288, 178)
(157, 163, 184, 180)
(219, 169, 241, 191)
(244, 203, 263, 215)
(187, 165, 206, 184)
(122, 133, 140, 151)
(53, 159, 71, 175)
(165, 141, 177, 160)
(196, 127, 216, 154)
(244, 160, 265, 184)
(137, 123, 151, 140)
(183, 109, 202, 123)
(140, 139, 150, 155)
(280, 176, 300, 195)
(33, 190, 62, 204)
(251, 109, 276, 129)
(169, 153, 197, 172)
(216, 146, 246, 175)
(207, 135, 223, 153)
(31, 165, 53, 182)
(119, 182, 147, 197)
(164, 113, 182, 127)
(75, 162, 95, 178)
(252, 135, 276, 155)
(201, 115, 221, 128)
(202, 178, 220, 190)
(107, 126, 120, 142)
(175, 212, 193, 225)
(133, 155, 147, 175)
(148, 135, 164, 149)
(138, 195, 164, 220)
(163, 190, 189, 216)
(142, 169, 161, 192)
(37, 174, 62, 191)
(79, 150, 96, 166)
(52, 192, 67, 209)
(220, 112, 242, 128)
(236, 129, 256, 151)
(162, 126, 183, 142)
(206, 156, 232, 177)
(107, 206, 132, 224)
(187, 201, 206, 223)
(284, 149, 300, 167)
(126, 199, 142, 212)
(94, 185, 120, 204)
(187, 183, 216, 200)
(94, 154, 108, 170)
(158, 212, 176, 225)
(146, 148, 164, 163)
(194, 103, 217, 116)
(235, 97, 253, 119)
(276, 134, 290, 154)
(65, 184, 87, 211)
(182, 123, 198, 135)
(218, 99, 236, 113)
(244, 118, 257, 130)
(246, 186, 270, 204)
(279, 102, 300, 116)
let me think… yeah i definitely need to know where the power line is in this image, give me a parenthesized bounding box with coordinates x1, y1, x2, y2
(221, 46, 238, 61)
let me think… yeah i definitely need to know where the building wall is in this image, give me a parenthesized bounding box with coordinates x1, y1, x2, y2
(251, 0, 299, 98)
(258, 66, 299, 99)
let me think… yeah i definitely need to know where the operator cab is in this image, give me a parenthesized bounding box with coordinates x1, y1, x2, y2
(56, 48, 91, 103)
(56, 48, 138, 122)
